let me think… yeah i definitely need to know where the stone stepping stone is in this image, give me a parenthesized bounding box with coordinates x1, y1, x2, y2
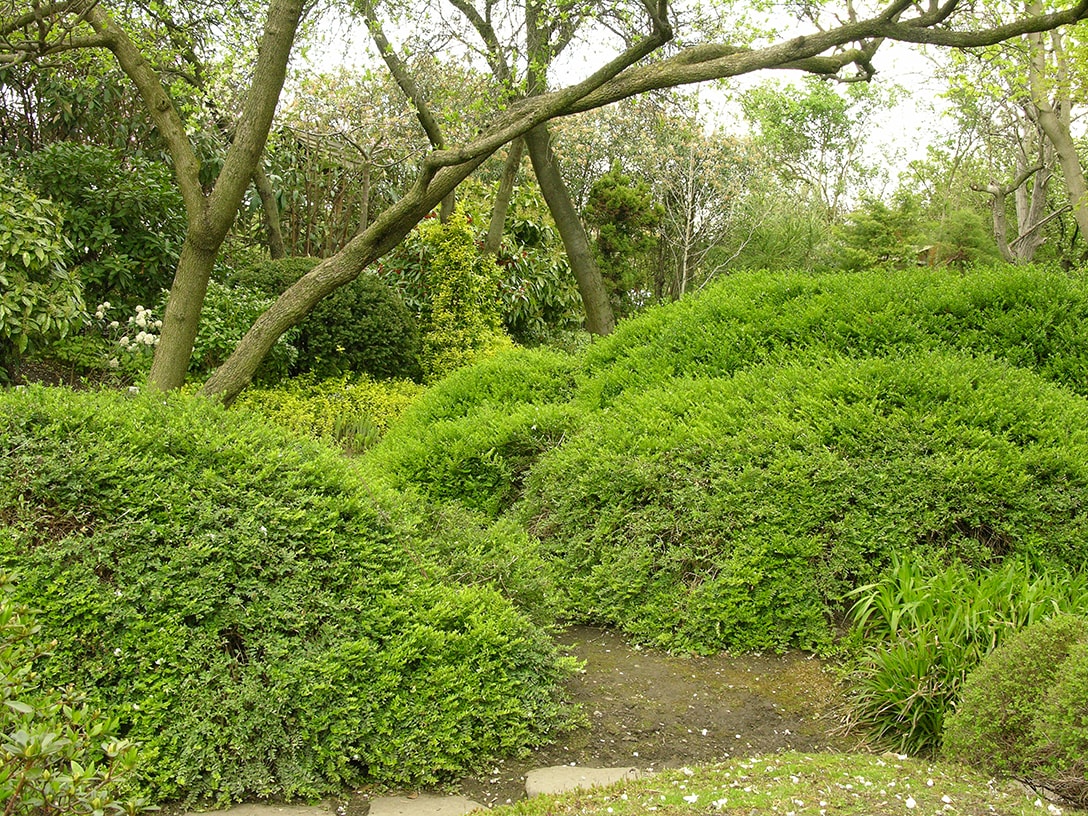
(367, 794, 484, 815)
(184, 806, 333, 816)
(524, 766, 643, 798)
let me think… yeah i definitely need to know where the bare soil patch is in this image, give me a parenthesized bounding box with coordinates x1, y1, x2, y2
(433, 625, 851, 808)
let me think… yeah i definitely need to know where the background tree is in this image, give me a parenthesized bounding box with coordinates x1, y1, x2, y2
(585, 159, 663, 314)
(6, 0, 1088, 402)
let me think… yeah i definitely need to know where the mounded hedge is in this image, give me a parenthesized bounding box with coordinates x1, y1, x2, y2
(522, 352, 1088, 652)
(580, 265, 1088, 407)
(364, 266, 1088, 653)
(0, 387, 572, 806)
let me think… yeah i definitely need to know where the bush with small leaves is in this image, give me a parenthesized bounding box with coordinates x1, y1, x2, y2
(1, 574, 152, 816)
(943, 614, 1088, 807)
(0, 387, 573, 806)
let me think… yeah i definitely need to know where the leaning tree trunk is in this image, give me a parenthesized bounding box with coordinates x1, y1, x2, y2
(525, 123, 615, 335)
(485, 138, 525, 254)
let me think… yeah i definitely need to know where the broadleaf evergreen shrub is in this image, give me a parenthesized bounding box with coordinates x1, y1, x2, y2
(0, 387, 573, 806)
(0, 171, 85, 380)
(229, 257, 423, 381)
(943, 614, 1088, 806)
(364, 266, 1088, 654)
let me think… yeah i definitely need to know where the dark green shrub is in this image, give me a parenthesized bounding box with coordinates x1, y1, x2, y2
(843, 558, 1088, 756)
(0, 387, 572, 806)
(520, 352, 1088, 653)
(0, 171, 85, 380)
(229, 257, 423, 381)
(22, 142, 185, 306)
(297, 274, 422, 381)
(186, 280, 298, 383)
(226, 256, 319, 298)
(943, 614, 1088, 806)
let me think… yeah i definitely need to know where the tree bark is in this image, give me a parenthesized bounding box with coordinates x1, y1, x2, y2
(253, 164, 286, 259)
(1029, 27, 1088, 243)
(484, 138, 524, 254)
(525, 123, 615, 335)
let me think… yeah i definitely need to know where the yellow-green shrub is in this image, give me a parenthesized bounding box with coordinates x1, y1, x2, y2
(236, 374, 424, 452)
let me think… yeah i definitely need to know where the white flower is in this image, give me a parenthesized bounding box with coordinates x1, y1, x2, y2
(135, 311, 148, 328)
(109, 320, 119, 329)
(119, 336, 130, 347)
(905, 796, 917, 809)
(135, 305, 145, 312)
(113, 648, 122, 656)
(682, 794, 698, 803)
(154, 320, 163, 329)
(108, 357, 119, 369)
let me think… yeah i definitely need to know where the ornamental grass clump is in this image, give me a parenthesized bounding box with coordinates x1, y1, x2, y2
(0, 387, 574, 807)
(842, 558, 1088, 756)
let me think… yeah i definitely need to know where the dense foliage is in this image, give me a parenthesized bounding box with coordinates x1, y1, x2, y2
(0, 387, 574, 806)
(0, 172, 84, 380)
(368, 266, 1088, 654)
(232, 256, 423, 381)
(21, 143, 186, 306)
(943, 614, 1088, 806)
(843, 558, 1088, 755)
(0, 576, 151, 815)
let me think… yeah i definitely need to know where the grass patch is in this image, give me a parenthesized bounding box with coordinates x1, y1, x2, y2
(491, 752, 1072, 815)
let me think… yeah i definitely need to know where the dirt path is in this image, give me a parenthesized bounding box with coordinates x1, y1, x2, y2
(445, 626, 852, 808)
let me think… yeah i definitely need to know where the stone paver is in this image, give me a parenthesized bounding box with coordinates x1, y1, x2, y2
(367, 794, 483, 815)
(523, 765, 643, 798)
(184, 806, 334, 816)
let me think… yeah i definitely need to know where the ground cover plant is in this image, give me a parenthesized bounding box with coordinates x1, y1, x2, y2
(364, 266, 1088, 657)
(0, 387, 575, 807)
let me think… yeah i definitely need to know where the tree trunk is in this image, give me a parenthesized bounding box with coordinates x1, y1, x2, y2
(1029, 26, 1088, 243)
(525, 123, 615, 335)
(253, 164, 286, 259)
(147, 238, 218, 390)
(485, 138, 524, 254)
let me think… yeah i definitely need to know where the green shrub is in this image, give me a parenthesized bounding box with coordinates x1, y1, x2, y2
(186, 280, 298, 383)
(0, 172, 85, 380)
(366, 347, 581, 513)
(229, 257, 423, 381)
(943, 614, 1088, 806)
(22, 143, 185, 307)
(236, 373, 424, 452)
(296, 274, 422, 382)
(1, 574, 151, 816)
(0, 387, 573, 806)
(843, 558, 1088, 756)
(579, 266, 1088, 407)
(417, 211, 511, 382)
(519, 352, 1088, 653)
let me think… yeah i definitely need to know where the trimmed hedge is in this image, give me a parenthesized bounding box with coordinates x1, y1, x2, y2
(0, 387, 572, 806)
(520, 352, 1088, 653)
